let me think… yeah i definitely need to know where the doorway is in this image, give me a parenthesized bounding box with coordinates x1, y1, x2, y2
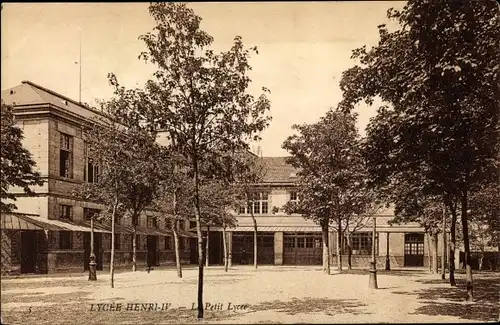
(404, 233, 424, 267)
(189, 237, 198, 264)
(20, 231, 37, 273)
(146, 235, 158, 267)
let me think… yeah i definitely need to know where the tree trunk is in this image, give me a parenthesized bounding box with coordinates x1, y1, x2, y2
(346, 229, 352, 270)
(478, 252, 483, 271)
(441, 207, 446, 280)
(461, 193, 473, 302)
(251, 210, 258, 269)
(222, 224, 228, 272)
(321, 222, 330, 274)
(132, 221, 137, 272)
(426, 232, 432, 272)
(205, 225, 210, 267)
(432, 233, 439, 274)
(192, 154, 205, 319)
(449, 209, 457, 286)
(336, 222, 342, 272)
(172, 220, 182, 278)
(110, 198, 118, 288)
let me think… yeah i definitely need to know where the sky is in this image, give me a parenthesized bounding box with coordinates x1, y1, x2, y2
(1, 2, 405, 156)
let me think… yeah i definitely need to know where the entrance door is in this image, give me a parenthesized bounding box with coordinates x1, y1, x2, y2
(83, 232, 103, 271)
(404, 233, 424, 267)
(283, 233, 322, 265)
(231, 232, 275, 265)
(147, 235, 158, 267)
(20, 231, 37, 273)
(208, 231, 223, 265)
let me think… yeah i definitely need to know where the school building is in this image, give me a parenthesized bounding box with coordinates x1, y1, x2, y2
(1, 81, 446, 275)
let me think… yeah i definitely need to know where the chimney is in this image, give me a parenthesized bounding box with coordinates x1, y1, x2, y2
(257, 146, 262, 157)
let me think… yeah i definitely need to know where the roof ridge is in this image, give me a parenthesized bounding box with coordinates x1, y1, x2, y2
(21, 80, 106, 117)
(22, 80, 83, 106)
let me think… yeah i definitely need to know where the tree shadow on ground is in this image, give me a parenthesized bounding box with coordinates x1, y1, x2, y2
(251, 297, 370, 316)
(333, 269, 425, 277)
(1, 290, 93, 305)
(1, 288, 241, 325)
(393, 273, 499, 321)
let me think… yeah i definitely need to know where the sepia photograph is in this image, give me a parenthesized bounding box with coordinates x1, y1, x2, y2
(1, 1, 499, 324)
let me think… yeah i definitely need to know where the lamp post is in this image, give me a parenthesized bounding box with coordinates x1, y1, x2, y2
(369, 216, 378, 289)
(385, 232, 391, 271)
(89, 216, 97, 281)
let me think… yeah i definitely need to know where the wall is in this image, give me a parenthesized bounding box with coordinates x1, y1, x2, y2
(8, 196, 49, 218)
(1, 230, 20, 275)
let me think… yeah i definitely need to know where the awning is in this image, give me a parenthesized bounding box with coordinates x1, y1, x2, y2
(204, 226, 322, 232)
(78, 221, 180, 237)
(1, 214, 109, 233)
(1, 213, 45, 230)
(178, 229, 197, 238)
(192, 225, 425, 233)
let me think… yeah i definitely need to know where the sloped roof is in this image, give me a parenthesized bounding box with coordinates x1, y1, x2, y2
(260, 156, 299, 183)
(1, 80, 108, 122)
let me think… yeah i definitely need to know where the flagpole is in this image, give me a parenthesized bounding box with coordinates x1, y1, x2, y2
(79, 29, 82, 104)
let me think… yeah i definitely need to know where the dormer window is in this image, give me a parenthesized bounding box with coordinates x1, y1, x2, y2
(289, 190, 299, 203)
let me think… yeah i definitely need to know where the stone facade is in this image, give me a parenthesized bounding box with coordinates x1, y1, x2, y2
(1, 81, 194, 275)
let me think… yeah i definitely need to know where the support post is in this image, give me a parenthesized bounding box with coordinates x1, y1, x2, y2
(369, 217, 378, 289)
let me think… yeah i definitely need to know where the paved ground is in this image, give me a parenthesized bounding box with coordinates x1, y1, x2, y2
(1, 266, 498, 324)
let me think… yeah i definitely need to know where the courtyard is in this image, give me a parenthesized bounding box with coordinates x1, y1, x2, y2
(1, 266, 498, 324)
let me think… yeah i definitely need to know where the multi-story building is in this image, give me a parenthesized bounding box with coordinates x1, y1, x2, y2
(1, 81, 448, 275)
(1, 81, 194, 275)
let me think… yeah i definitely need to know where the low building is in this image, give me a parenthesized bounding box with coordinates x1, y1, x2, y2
(202, 157, 448, 269)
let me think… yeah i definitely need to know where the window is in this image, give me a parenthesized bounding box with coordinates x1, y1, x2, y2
(59, 205, 73, 220)
(284, 233, 322, 250)
(189, 221, 196, 230)
(85, 159, 99, 183)
(114, 234, 121, 250)
(284, 236, 295, 248)
(404, 233, 424, 255)
(179, 237, 185, 250)
(297, 237, 306, 248)
(179, 221, 185, 231)
(59, 133, 73, 178)
(165, 220, 172, 230)
(165, 236, 173, 250)
(147, 216, 157, 228)
(59, 231, 72, 249)
(115, 216, 121, 225)
(83, 142, 99, 183)
(289, 191, 298, 203)
(347, 232, 376, 255)
(83, 208, 100, 221)
(239, 192, 269, 215)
